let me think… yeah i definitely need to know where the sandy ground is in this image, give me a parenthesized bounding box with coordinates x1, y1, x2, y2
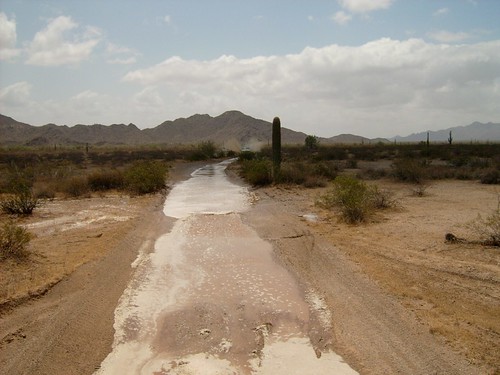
(0, 162, 499, 374)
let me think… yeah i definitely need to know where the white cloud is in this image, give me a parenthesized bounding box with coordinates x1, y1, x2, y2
(427, 30, 471, 43)
(0, 81, 32, 106)
(433, 7, 449, 17)
(25, 15, 100, 66)
(106, 42, 139, 65)
(337, 0, 394, 13)
(332, 11, 352, 25)
(122, 38, 500, 137)
(70, 90, 109, 117)
(164, 15, 172, 24)
(0, 12, 21, 60)
(133, 87, 164, 109)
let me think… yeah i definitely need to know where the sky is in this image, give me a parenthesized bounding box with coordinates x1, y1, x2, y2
(0, 0, 499, 138)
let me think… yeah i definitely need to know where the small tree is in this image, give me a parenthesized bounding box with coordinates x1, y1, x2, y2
(305, 135, 319, 150)
(272, 117, 281, 182)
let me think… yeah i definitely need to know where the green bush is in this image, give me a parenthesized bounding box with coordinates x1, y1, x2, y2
(124, 160, 168, 195)
(1, 191, 39, 215)
(319, 175, 376, 224)
(0, 221, 32, 260)
(88, 169, 124, 191)
(240, 159, 272, 186)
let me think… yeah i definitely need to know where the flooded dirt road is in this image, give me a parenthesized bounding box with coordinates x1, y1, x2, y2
(97, 160, 357, 374)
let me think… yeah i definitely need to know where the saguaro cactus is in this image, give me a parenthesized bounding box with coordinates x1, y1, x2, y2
(448, 130, 453, 145)
(272, 116, 281, 182)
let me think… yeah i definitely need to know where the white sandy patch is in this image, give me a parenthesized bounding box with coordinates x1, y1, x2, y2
(305, 290, 333, 330)
(142, 353, 238, 375)
(250, 337, 358, 374)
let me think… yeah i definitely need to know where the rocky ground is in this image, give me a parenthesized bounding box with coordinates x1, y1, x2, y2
(0, 162, 498, 374)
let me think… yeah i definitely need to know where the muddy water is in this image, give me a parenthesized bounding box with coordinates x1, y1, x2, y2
(97, 160, 357, 374)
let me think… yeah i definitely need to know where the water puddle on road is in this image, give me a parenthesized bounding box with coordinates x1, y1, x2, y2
(96, 160, 357, 375)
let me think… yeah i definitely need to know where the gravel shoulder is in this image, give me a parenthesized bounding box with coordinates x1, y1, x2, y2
(1, 164, 498, 374)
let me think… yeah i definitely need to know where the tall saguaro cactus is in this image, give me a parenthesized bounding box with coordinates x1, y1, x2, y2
(272, 116, 281, 182)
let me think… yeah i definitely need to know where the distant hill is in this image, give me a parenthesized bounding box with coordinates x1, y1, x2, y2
(325, 134, 390, 145)
(3, 112, 496, 148)
(1, 111, 384, 149)
(143, 111, 307, 149)
(393, 122, 500, 143)
(0, 111, 309, 149)
(0, 114, 147, 145)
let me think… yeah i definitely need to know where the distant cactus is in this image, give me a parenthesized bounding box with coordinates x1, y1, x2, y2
(448, 130, 453, 145)
(272, 117, 281, 182)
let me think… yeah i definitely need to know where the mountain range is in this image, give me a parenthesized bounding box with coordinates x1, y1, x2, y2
(393, 122, 500, 143)
(0, 111, 498, 148)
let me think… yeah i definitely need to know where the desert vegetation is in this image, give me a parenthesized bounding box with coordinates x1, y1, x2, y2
(0, 143, 231, 201)
(237, 141, 499, 230)
(237, 142, 499, 187)
(317, 175, 397, 223)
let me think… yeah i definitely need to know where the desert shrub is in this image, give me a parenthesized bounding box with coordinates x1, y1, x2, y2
(468, 157, 491, 169)
(303, 175, 327, 188)
(468, 209, 500, 246)
(1, 191, 39, 215)
(2, 166, 35, 195)
(410, 183, 429, 197)
(88, 169, 124, 191)
(319, 175, 376, 224)
(61, 176, 90, 198)
(480, 169, 499, 184)
(240, 159, 272, 186)
(0, 221, 32, 260)
(124, 160, 168, 195)
(313, 161, 340, 179)
(280, 162, 307, 185)
(391, 159, 426, 183)
(188, 141, 218, 161)
(346, 159, 358, 169)
(33, 183, 57, 199)
(371, 186, 397, 209)
(239, 151, 256, 161)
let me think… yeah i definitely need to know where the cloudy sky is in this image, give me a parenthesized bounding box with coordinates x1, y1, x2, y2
(1, 0, 499, 138)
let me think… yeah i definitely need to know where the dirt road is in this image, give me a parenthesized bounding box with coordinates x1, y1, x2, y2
(0, 160, 496, 374)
